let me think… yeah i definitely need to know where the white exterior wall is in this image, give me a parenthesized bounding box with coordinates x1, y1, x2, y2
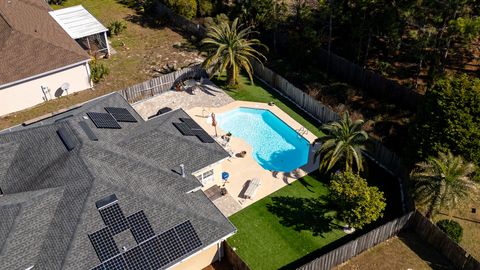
(170, 241, 221, 270)
(0, 62, 91, 116)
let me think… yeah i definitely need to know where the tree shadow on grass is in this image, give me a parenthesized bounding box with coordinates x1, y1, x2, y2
(266, 196, 339, 237)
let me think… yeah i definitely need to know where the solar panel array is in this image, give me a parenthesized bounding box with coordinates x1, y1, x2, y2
(99, 204, 129, 235)
(105, 107, 138, 123)
(128, 211, 155, 244)
(124, 246, 150, 270)
(172, 122, 196, 136)
(87, 112, 122, 129)
(175, 220, 203, 253)
(180, 118, 202, 130)
(89, 196, 203, 270)
(173, 118, 214, 143)
(88, 227, 120, 262)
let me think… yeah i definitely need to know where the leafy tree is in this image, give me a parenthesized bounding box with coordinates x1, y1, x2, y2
(329, 171, 386, 229)
(197, 0, 214, 17)
(163, 0, 197, 19)
(411, 75, 480, 165)
(436, 219, 463, 243)
(410, 152, 477, 219)
(314, 112, 368, 173)
(201, 18, 267, 86)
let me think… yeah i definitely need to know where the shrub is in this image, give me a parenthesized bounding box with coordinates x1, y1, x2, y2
(436, 219, 463, 243)
(410, 74, 480, 166)
(163, 0, 197, 19)
(89, 61, 110, 83)
(197, 0, 214, 17)
(108, 20, 127, 36)
(329, 171, 386, 229)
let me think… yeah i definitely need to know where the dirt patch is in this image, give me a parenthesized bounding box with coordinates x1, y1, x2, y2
(334, 231, 454, 270)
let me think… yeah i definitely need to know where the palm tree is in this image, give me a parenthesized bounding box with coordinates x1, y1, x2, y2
(201, 18, 267, 86)
(410, 152, 477, 219)
(314, 112, 368, 173)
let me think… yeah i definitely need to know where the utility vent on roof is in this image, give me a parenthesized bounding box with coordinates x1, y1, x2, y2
(79, 121, 98, 141)
(57, 127, 76, 151)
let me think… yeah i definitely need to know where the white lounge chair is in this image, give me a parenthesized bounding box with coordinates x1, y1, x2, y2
(244, 178, 261, 199)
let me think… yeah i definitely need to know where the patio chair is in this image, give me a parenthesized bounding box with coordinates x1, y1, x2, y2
(244, 178, 261, 199)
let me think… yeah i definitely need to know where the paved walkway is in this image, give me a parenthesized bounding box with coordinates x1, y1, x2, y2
(132, 80, 234, 119)
(212, 194, 243, 217)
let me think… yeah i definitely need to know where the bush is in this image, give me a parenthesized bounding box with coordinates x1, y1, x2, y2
(410, 74, 480, 166)
(197, 0, 214, 17)
(89, 61, 110, 83)
(329, 171, 386, 229)
(163, 0, 197, 19)
(108, 20, 127, 36)
(436, 219, 463, 243)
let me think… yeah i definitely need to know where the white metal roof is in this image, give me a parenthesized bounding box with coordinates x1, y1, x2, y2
(49, 5, 108, 39)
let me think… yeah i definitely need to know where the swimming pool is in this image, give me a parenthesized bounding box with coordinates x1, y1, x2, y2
(217, 107, 310, 172)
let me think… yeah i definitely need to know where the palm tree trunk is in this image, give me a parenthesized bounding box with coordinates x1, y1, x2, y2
(426, 190, 441, 219)
(226, 67, 235, 86)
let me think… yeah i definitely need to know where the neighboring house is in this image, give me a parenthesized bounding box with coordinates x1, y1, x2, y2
(0, 0, 92, 116)
(0, 93, 236, 270)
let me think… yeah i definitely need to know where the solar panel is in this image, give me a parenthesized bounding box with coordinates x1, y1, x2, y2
(140, 236, 170, 269)
(90, 264, 105, 270)
(175, 220, 202, 253)
(105, 107, 138, 123)
(79, 121, 98, 141)
(173, 122, 195, 136)
(127, 211, 155, 244)
(194, 130, 214, 143)
(99, 203, 129, 235)
(157, 228, 186, 261)
(180, 118, 202, 130)
(124, 246, 150, 270)
(88, 227, 120, 262)
(103, 255, 127, 270)
(87, 112, 121, 129)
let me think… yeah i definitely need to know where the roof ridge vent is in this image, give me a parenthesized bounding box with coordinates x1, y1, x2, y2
(57, 127, 76, 151)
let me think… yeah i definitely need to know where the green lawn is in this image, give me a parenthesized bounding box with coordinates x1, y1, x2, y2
(214, 75, 324, 137)
(228, 174, 345, 270)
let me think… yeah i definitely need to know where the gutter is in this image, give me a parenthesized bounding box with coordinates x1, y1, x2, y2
(0, 59, 91, 90)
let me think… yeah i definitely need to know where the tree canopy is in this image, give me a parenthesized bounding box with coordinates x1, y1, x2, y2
(411, 75, 480, 166)
(410, 152, 477, 219)
(315, 112, 369, 173)
(329, 171, 386, 229)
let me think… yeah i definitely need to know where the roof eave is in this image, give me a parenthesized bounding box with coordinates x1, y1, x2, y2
(0, 59, 91, 90)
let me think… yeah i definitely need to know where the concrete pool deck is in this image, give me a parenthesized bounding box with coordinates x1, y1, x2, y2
(187, 101, 320, 211)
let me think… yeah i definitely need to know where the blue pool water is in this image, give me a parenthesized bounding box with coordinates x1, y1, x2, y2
(217, 107, 310, 172)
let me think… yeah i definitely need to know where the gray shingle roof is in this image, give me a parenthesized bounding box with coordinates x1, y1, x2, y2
(0, 93, 235, 270)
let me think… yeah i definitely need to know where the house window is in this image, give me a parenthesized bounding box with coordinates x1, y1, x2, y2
(196, 169, 215, 184)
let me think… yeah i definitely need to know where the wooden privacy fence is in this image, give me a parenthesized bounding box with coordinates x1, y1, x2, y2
(298, 212, 415, 270)
(410, 213, 480, 270)
(317, 49, 423, 109)
(297, 211, 480, 270)
(117, 65, 207, 103)
(251, 60, 409, 211)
